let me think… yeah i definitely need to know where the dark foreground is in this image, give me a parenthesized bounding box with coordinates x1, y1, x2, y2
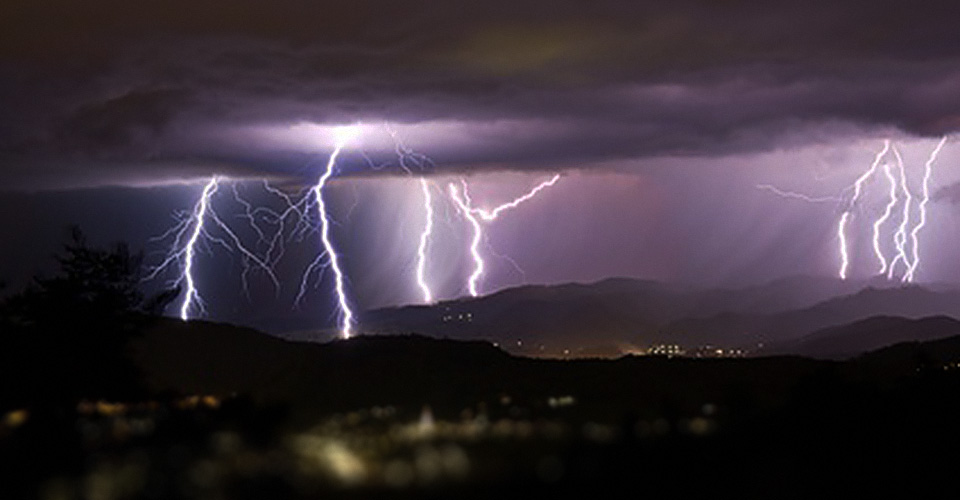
(4, 324, 960, 499)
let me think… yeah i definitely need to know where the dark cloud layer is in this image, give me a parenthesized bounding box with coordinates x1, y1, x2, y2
(3, 0, 960, 187)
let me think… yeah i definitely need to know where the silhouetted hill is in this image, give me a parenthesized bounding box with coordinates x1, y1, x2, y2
(132, 318, 514, 415)
(358, 275, 877, 355)
(360, 278, 676, 352)
(132, 317, 844, 420)
(855, 332, 960, 373)
(128, 316, 960, 426)
(680, 274, 872, 315)
(758, 315, 960, 359)
(661, 286, 960, 348)
(358, 277, 958, 355)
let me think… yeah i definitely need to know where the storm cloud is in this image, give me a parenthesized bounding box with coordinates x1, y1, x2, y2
(2, 0, 960, 187)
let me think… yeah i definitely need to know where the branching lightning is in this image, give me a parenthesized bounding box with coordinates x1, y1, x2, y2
(756, 184, 840, 203)
(904, 136, 948, 282)
(448, 175, 561, 297)
(871, 163, 898, 275)
(474, 175, 561, 221)
(145, 176, 280, 321)
(763, 137, 951, 282)
(837, 140, 891, 280)
(233, 181, 313, 268)
(386, 128, 440, 304)
(448, 183, 485, 297)
(886, 146, 914, 280)
(144, 128, 950, 335)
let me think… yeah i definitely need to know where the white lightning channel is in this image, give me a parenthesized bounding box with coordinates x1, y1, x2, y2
(232, 182, 310, 267)
(448, 183, 485, 297)
(386, 128, 438, 304)
(887, 146, 913, 280)
(872, 163, 897, 275)
(312, 140, 354, 339)
(838, 212, 852, 281)
(206, 208, 281, 298)
(475, 174, 561, 221)
(143, 176, 283, 320)
(904, 136, 948, 282)
(180, 177, 219, 320)
(837, 140, 891, 279)
(416, 178, 435, 303)
(449, 175, 561, 297)
(756, 184, 841, 203)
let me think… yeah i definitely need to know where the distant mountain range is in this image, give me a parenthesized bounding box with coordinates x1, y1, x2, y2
(661, 286, 960, 348)
(358, 275, 960, 357)
(759, 315, 960, 360)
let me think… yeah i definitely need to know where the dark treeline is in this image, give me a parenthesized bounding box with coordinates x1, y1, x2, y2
(0, 227, 175, 410)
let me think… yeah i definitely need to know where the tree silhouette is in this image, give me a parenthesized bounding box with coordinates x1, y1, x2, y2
(0, 227, 150, 408)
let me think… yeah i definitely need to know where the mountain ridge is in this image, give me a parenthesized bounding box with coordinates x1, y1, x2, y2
(357, 276, 960, 355)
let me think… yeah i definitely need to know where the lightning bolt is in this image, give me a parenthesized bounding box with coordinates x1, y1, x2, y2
(245, 180, 320, 268)
(449, 175, 561, 297)
(872, 163, 897, 275)
(179, 177, 219, 320)
(474, 175, 561, 221)
(764, 138, 950, 282)
(837, 212, 852, 281)
(756, 184, 840, 203)
(297, 128, 359, 339)
(416, 178, 435, 303)
(837, 140, 891, 280)
(448, 182, 485, 297)
(904, 136, 948, 282)
(233, 182, 293, 266)
(317, 145, 353, 338)
(385, 127, 439, 304)
(145, 176, 280, 321)
(887, 146, 913, 280)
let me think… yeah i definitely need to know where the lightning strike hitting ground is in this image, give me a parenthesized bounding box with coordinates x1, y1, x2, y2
(449, 175, 561, 297)
(416, 178, 435, 303)
(904, 136, 949, 282)
(872, 163, 898, 275)
(887, 146, 913, 280)
(144, 177, 280, 321)
(386, 128, 439, 304)
(837, 140, 891, 280)
(448, 183, 485, 297)
(767, 138, 951, 281)
(179, 177, 219, 320)
(299, 129, 359, 339)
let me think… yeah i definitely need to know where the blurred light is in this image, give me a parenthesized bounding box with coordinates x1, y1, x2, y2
(418, 406, 435, 437)
(547, 395, 576, 408)
(2, 409, 29, 428)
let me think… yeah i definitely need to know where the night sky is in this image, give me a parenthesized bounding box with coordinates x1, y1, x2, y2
(3, 1, 960, 333)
